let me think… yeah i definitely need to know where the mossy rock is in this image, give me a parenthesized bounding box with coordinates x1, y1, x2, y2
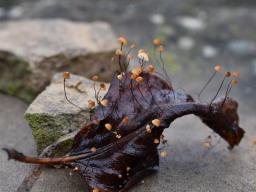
(24, 73, 108, 155)
(0, 52, 37, 103)
(0, 20, 118, 104)
(25, 112, 88, 153)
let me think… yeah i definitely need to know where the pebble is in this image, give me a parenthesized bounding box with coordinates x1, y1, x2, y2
(177, 16, 205, 31)
(150, 14, 165, 25)
(202, 45, 218, 58)
(178, 37, 195, 50)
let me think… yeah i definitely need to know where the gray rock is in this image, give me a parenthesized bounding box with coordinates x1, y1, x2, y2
(0, 19, 118, 102)
(25, 73, 109, 154)
(177, 16, 206, 32)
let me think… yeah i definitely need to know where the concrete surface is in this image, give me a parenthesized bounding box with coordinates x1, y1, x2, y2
(0, 94, 36, 192)
(30, 168, 88, 192)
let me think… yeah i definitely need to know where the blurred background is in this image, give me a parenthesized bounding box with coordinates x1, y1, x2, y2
(0, 1, 255, 192)
(1, 0, 255, 108)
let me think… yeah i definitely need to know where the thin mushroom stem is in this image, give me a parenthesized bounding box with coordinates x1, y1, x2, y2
(63, 79, 85, 111)
(159, 51, 175, 100)
(209, 76, 226, 107)
(198, 71, 216, 102)
(221, 79, 238, 107)
(221, 80, 232, 107)
(118, 44, 124, 72)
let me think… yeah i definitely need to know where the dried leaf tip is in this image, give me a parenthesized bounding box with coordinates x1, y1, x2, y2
(214, 64, 221, 72)
(105, 123, 112, 131)
(153, 38, 162, 46)
(117, 37, 128, 46)
(100, 99, 108, 107)
(152, 119, 161, 127)
(63, 72, 70, 79)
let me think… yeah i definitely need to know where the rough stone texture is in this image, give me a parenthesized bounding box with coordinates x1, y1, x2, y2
(0, 94, 37, 192)
(25, 73, 109, 154)
(0, 19, 118, 102)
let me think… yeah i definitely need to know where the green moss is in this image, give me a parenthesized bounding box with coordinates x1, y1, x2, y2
(51, 139, 74, 157)
(24, 113, 71, 153)
(18, 86, 37, 103)
(24, 112, 88, 154)
(0, 80, 37, 103)
(7, 56, 31, 76)
(6, 81, 23, 95)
